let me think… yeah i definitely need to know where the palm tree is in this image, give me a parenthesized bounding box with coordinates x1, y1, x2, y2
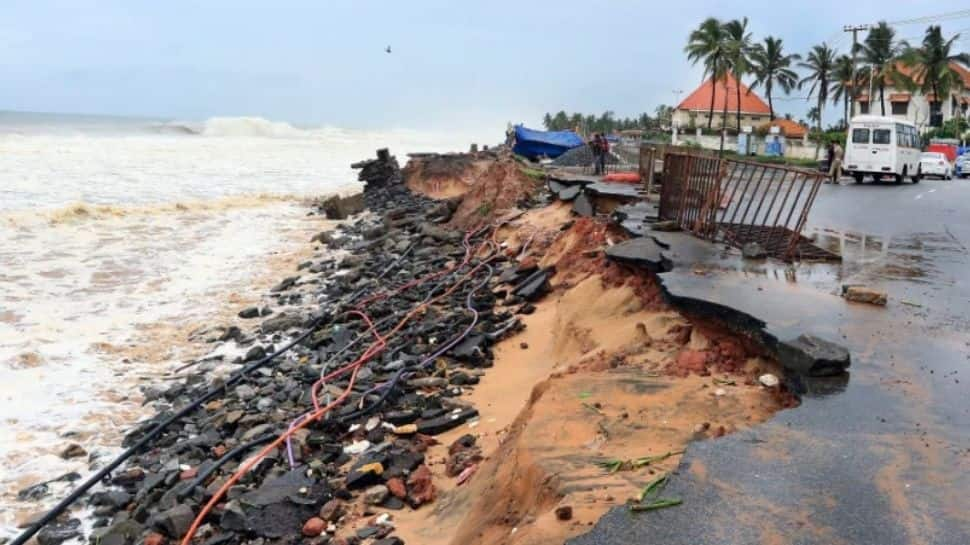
(807, 106, 821, 126)
(748, 36, 801, 121)
(685, 17, 729, 129)
(723, 18, 754, 129)
(898, 25, 970, 126)
(799, 43, 837, 158)
(830, 54, 858, 129)
(856, 21, 903, 116)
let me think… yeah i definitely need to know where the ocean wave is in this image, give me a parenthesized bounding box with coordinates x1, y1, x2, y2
(200, 116, 311, 138)
(1, 193, 317, 227)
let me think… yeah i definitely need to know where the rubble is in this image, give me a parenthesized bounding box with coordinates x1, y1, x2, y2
(351, 148, 402, 191)
(842, 285, 888, 306)
(777, 335, 851, 376)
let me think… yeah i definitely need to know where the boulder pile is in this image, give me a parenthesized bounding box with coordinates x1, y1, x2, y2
(18, 152, 555, 545)
(351, 148, 402, 191)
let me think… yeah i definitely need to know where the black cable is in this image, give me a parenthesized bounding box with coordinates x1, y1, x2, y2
(10, 316, 325, 545)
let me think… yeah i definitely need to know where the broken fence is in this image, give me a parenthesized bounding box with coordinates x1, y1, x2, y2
(659, 149, 838, 262)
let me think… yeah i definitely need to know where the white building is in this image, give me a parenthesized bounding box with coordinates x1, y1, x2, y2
(853, 61, 970, 131)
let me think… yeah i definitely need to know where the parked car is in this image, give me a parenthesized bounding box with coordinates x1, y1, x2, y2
(956, 154, 968, 178)
(919, 152, 952, 179)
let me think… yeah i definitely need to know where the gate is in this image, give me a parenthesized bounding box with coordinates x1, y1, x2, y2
(660, 148, 837, 262)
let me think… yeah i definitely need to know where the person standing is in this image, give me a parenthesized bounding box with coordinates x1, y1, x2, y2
(598, 133, 610, 175)
(591, 133, 603, 174)
(830, 141, 844, 184)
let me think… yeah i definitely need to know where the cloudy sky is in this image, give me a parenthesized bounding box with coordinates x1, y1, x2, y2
(1, 1, 967, 132)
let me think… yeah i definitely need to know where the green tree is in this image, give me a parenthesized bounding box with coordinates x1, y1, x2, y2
(830, 55, 858, 129)
(685, 17, 729, 129)
(898, 25, 970, 126)
(542, 113, 553, 130)
(856, 21, 903, 116)
(723, 17, 754, 129)
(654, 105, 674, 128)
(798, 43, 837, 158)
(748, 36, 801, 121)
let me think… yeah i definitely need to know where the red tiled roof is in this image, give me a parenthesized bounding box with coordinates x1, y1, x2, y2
(676, 73, 771, 115)
(759, 118, 808, 138)
(889, 93, 911, 102)
(893, 61, 970, 87)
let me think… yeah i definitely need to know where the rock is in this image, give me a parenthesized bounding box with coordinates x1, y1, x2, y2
(842, 285, 887, 306)
(151, 504, 194, 538)
(91, 490, 133, 509)
(319, 499, 344, 522)
(448, 434, 476, 455)
(59, 443, 87, 460)
(235, 384, 257, 401)
(238, 307, 260, 319)
(407, 377, 448, 389)
(17, 481, 49, 501)
(260, 312, 303, 334)
(572, 191, 594, 217)
(386, 478, 407, 499)
(555, 505, 573, 521)
(419, 223, 460, 242)
(302, 517, 325, 537)
(520, 342, 529, 349)
(605, 238, 673, 273)
(346, 462, 384, 490)
(36, 519, 82, 545)
(320, 193, 366, 219)
(449, 334, 487, 361)
(363, 485, 389, 505)
(741, 242, 768, 259)
(310, 231, 332, 244)
(270, 275, 300, 293)
(759, 373, 780, 387)
(777, 335, 851, 377)
(406, 465, 436, 507)
(416, 407, 479, 435)
(373, 538, 404, 545)
(243, 345, 266, 363)
(144, 532, 165, 545)
(512, 269, 553, 302)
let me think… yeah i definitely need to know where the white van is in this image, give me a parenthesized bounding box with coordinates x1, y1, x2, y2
(844, 115, 921, 184)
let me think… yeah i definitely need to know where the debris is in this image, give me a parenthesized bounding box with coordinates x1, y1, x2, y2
(758, 373, 780, 388)
(777, 334, 851, 376)
(572, 191, 594, 217)
(363, 485, 390, 506)
(596, 451, 684, 473)
(605, 238, 673, 273)
(741, 242, 768, 259)
(842, 285, 888, 306)
(555, 505, 573, 521)
(629, 498, 683, 512)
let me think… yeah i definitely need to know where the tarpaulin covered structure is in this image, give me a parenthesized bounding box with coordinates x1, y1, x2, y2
(512, 125, 584, 160)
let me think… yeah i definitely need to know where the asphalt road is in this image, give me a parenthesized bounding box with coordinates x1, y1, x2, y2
(569, 178, 970, 545)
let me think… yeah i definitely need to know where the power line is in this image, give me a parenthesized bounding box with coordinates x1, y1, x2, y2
(886, 9, 970, 27)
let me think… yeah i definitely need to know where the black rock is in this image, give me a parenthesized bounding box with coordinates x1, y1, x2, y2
(238, 307, 260, 319)
(449, 334, 486, 361)
(36, 519, 81, 545)
(374, 537, 405, 545)
(243, 345, 267, 363)
(260, 312, 303, 334)
(513, 269, 552, 301)
(383, 409, 420, 426)
(91, 520, 143, 545)
(17, 481, 49, 501)
(270, 276, 300, 293)
(777, 335, 851, 376)
(91, 490, 132, 509)
(416, 407, 479, 435)
(151, 504, 195, 538)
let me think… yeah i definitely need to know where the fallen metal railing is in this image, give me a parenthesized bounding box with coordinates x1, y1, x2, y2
(660, 149, 838, 261)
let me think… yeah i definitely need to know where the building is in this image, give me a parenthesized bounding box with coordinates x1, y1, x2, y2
(672, 73, 772, 130)
(759, 118, 809, 138)
(852, 61, 970, 130)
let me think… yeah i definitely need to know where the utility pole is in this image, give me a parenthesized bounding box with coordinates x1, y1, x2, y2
(844, 24, 870, 118)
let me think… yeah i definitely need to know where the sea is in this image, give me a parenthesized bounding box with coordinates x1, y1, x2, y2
(0, 111, 484, 535)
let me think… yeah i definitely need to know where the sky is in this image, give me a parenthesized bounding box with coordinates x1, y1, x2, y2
(1, 1, 968, 134)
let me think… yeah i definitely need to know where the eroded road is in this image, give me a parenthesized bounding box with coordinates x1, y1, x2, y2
(570, 178, 970, 545)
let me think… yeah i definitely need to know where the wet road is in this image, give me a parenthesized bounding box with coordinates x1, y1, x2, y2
(570, 179, 970, 544)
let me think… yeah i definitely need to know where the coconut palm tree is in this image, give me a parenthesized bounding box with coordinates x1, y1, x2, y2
(855, 21, 903, 116)
(748, 36, 801, 121)
(898, 25, 970, 126)
(685, 17, 729, 129)
(723, 17, 754, 129)
(799, 43, 837, 158)
(830, 54, 858, 129)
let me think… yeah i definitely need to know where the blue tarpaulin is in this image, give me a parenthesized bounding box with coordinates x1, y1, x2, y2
(512, 125, 584, 159)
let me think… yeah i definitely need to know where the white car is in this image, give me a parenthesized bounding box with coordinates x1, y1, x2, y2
(919, 152, 952, 179)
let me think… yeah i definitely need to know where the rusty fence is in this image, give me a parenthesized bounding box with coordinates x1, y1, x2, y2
(660, 149, 838, 261)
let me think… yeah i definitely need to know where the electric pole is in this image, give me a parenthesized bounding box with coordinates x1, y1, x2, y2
(844, 24, 869, 118)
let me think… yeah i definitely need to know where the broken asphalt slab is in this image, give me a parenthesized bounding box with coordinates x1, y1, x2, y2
(605, 237, 673, 273)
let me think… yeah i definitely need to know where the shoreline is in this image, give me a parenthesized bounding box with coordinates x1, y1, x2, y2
(8, 148, 805, 545)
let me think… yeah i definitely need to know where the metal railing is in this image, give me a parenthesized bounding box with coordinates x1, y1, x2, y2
(660, 148, 837, 261)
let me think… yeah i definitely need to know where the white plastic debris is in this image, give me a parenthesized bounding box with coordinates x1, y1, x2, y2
(365, 416, 380, 431)
(375, 513, 393, 526)
(343, 440, 371, 455)
(759, 373, 780, 388)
